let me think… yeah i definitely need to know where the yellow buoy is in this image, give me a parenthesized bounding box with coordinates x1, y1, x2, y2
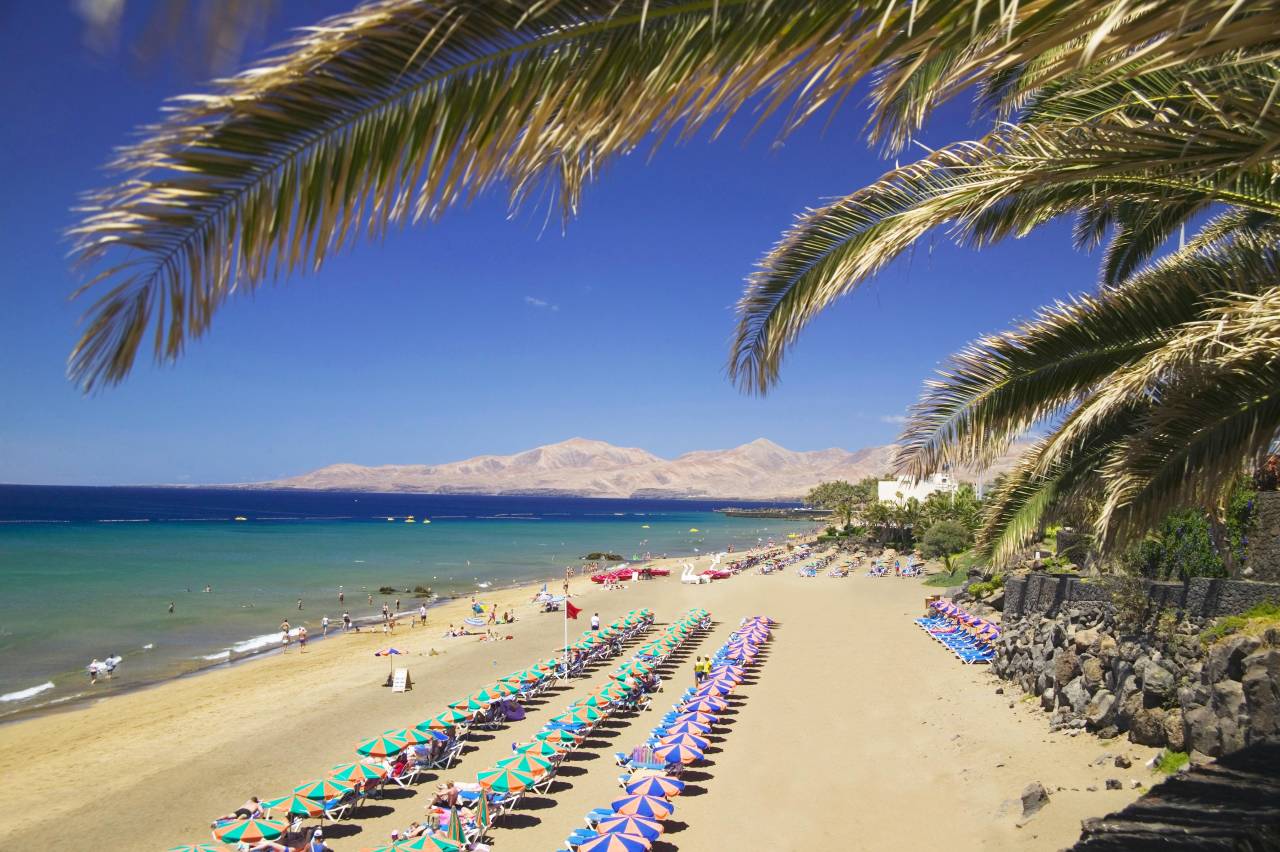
(689, 528, 700, 533)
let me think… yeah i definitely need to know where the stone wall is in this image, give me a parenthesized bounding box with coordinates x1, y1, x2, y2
(1249, 491, 1280, 582)
(1003, 574, 1280, 621)
(992, 607, 1280, 757)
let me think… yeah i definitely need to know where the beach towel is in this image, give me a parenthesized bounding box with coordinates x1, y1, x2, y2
(464, 616, 486, 627)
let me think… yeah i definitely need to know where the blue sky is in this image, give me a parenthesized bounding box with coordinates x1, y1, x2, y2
(0, 2, 1103, 485)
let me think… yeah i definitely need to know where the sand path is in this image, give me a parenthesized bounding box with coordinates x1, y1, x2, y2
(0, 557, 1158, 851)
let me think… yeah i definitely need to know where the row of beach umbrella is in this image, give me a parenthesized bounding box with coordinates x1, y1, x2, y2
(183, 612, 653, 851)
(461, 609, 709, 848)
(565, 615, 775, 852)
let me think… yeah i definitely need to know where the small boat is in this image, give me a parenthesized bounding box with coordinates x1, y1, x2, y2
(404, 518, 414, 523)
(386, 517, 394, 521)
(689, 528, 700, 533)
(422, 519, 431, 524)
(641, 524, 650, 529)
(234, 516, 247, 522)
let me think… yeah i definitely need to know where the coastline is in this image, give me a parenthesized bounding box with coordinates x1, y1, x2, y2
(0, 544, 1166, 852)
(0, 579, 545, 726)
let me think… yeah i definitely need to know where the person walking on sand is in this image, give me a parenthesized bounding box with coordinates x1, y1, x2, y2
(381, 602, 390, 621)
(590, 612, 600, 632)
(298, 625, 308, 652)
(342, 611, 352, 631)
(280, 619, 291, 651)
(418, 603, 428, 627)
(693, 656, 703, 685)
(321, 615, 330, 636)
(487, 605, 497, 626)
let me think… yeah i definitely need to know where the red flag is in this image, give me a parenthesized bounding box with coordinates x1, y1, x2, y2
(565, 601, 582, 620)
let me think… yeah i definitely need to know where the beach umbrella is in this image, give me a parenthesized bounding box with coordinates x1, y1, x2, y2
(664, 720, 710, 736)
(293, 778, 352, 801)
(576, 834, 652, 852)
(395, 836, 462, 852)
(653, 743, 703, 765)
(495, 754, 552, 776)
(658, 732, 710, 750)
(374, 646, 404, 675)
(536, 729, 580, 745)
(451, 697, 490, 713)
(681, 697, 726, 713)
(261, 794, 324, 819)
(709, 665, 744, 678)
(552, 706, 601, 724)
(446, 805, 468, 847)
(514, 739, 567, 757)
(212, 819, 287, 845)
(432, 707, 472, 725)
(576, 693, 611, 708)
(673, 711, 717, 725)
(384, 727, 435, 746)
(624, 775, 684, 798)
(477, 768, 534, 792)
(475, 789, 491, 830)
(693, 682, 734, 697)
(356, 733, 407, 758)
(167, 846, 220, 852)
(329, 762, 386, 783)
(470, 687, 502, 702)
(490, 680, 520, 695)
(610, 794, 675, 820)
(596, 815, 665, 841)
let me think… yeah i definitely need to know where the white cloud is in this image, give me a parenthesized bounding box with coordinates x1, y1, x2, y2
(879, 414, 908, 424)
(524, 296, 559, 312)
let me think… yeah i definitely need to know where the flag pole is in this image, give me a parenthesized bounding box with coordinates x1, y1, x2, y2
(562, 567, 570, 679)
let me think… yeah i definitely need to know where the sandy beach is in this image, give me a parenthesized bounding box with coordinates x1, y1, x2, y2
(0, 553, 1159, 851)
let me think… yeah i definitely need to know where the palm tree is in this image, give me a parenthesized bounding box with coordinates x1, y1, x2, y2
(69, 2, 1280, 562)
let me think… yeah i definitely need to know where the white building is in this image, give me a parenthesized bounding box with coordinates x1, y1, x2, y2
(877, 473, 958, 505)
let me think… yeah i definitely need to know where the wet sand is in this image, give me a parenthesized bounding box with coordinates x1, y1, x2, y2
(0, 554, 1158, 851)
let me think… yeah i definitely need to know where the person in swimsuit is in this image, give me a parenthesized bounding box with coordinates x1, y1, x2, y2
(280, 620, 291, 650)
(298, 625, 308, 652)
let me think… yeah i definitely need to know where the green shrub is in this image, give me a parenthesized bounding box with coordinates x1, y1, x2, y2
(1154, 751, 1189, 774)
(825, 526, 838, 537)
(1200, 600, 1280, 645)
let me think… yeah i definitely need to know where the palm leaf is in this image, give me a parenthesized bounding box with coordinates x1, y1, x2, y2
(69, 0, 1280, 389)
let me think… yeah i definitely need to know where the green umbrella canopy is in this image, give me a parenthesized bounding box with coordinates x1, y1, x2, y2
(495, 754, 553, 775)
(385, 727, 434, 746)
(293, 778, 352, 800)
(395, 836, 462, 852)
(329, 762, 387, 783)
(260, 794, 324, 818)
(514, 739, 567, 757)
(211, 819, 287, 845)
(356, 734, 407, 758)
(476, 768, 534, 792)
(167, 846, 221, 852)
(446, 805, 468, 846)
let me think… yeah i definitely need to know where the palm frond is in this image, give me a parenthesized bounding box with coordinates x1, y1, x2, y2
(1097, 287, 1280, 546)
(895, 235, 1280, 477)
(731, 91, 1280, 394)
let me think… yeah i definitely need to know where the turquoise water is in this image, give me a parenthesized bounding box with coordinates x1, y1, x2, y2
(0, 488, 809, 716)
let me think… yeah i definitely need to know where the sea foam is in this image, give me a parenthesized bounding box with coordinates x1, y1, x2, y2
(0, 681, 55, 702)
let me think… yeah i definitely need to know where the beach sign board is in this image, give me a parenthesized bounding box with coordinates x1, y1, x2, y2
(392, 668, 413, 692)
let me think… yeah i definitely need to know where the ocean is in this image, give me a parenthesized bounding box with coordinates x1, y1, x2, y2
(0, 485, 808, 718)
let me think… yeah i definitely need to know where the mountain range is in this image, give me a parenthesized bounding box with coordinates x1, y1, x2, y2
(250, 437, 1018, 501)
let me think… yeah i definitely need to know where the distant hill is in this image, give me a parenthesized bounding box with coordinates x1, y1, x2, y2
(246, 437, 1021, 501)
